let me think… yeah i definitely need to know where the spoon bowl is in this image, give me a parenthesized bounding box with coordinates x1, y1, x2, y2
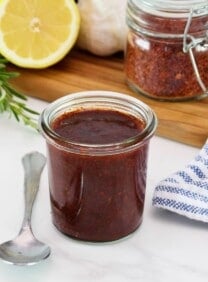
(0, 233, 50, 265)
(0, 152, 51, 265)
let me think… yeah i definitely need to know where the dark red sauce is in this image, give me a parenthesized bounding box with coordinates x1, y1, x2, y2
(47, 109, 149, 241)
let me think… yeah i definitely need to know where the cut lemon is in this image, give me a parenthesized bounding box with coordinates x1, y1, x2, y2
(0, 0, 80, 68)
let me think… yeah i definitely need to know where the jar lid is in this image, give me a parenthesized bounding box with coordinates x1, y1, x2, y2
(130, 0, 208, 17)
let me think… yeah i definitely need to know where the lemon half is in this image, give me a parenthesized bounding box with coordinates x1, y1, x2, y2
(0, 0, 80, 68)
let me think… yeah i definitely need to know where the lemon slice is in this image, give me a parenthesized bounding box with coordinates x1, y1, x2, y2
(0, 0, 80, 68)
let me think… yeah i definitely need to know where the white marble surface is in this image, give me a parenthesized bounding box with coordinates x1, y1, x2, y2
(0, 97, 207, 281)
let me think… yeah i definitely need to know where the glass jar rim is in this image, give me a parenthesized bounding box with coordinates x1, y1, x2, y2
(129, 0, 208, 17)
(39, 91, 157, 155)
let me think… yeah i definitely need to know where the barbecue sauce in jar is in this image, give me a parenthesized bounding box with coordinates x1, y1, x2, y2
(40, 91, 157, 242)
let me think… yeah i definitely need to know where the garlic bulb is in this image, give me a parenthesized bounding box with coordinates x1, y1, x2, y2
(76, 0, 127, 56)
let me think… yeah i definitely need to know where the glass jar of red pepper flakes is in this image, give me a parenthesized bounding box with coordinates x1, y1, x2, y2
(124, 0, 208, 101)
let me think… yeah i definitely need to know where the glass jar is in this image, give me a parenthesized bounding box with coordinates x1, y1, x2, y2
(125, 0, 208, 101)
(39, 91, 157, 242)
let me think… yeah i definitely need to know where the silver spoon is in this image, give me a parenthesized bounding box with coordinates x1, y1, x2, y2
(0, 151, 51, 265)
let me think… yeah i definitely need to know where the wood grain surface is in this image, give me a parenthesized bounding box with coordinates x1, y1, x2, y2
(10, 49, 208, 148)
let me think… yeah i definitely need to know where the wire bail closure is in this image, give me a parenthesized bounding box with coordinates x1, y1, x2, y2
(183, 5, 208, 93)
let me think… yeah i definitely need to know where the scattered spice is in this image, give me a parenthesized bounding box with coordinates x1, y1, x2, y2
(125, 5, 208, 101)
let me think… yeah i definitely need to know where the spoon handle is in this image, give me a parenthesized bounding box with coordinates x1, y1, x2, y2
(21, 151, 46, 229)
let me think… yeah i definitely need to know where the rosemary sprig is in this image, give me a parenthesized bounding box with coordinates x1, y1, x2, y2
(0, 56, 39, 129)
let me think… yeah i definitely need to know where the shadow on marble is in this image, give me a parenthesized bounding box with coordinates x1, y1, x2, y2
(150, 207, 208, 230)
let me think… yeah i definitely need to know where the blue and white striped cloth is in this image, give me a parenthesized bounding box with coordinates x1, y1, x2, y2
(152, 140, 208, 222)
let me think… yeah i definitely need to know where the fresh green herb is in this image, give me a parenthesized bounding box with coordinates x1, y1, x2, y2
(0, 56, 39, 129)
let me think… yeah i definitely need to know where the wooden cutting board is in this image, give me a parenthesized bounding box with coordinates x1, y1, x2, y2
(10, 49, 208, 148)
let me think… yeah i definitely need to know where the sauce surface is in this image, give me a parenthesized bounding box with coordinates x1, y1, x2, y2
(48, 108, 148, 241)
(52, 109, 145, 144)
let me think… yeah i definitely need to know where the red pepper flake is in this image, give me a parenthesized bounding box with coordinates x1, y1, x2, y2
(125, 15, 208, 101)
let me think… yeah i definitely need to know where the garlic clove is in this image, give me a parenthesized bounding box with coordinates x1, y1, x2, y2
(76, 0, 127, 56)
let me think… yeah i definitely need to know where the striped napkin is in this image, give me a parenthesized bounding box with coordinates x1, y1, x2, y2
(152, 140, 208, 222)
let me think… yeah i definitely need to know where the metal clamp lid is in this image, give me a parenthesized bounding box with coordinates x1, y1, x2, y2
(183, 5, 208, 93)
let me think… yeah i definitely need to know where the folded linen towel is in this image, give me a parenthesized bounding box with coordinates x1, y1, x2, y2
(152, 140, 208, 222)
